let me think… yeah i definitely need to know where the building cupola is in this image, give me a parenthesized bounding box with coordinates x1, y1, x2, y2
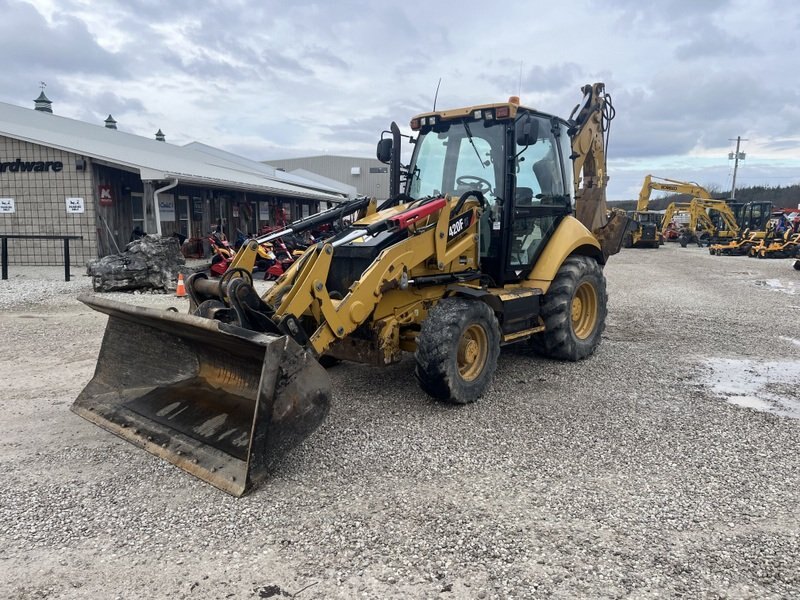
(104, 115, 117, 129)
(34, 91, 53, 113)
(155, 129, 165, 141)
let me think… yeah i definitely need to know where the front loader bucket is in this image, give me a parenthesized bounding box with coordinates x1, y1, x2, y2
(72, 294, 330, 496)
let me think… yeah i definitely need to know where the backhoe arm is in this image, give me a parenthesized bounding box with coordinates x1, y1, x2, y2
(569, 82, 628, 260)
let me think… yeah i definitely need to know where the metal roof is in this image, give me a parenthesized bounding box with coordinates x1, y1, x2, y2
(0, 101, 348, 203)
(286, 168, 359, 198)
(181, 142, 347, 196)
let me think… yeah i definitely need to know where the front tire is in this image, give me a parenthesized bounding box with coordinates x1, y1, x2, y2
(415, 298, 500, 404)
(529, 255, 607, 361)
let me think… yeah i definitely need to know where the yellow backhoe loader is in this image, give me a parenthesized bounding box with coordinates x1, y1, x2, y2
(73, 83, 629, 496)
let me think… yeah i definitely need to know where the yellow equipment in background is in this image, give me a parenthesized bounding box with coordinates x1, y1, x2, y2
(625, 175, 715, 248)
(709, 230, 762, 256)
(749, 229, 800, 258)
(661, 198, 740, 247)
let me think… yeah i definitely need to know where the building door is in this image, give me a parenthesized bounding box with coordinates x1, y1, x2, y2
(178, 195, 190, 238)
(131, 193, 145, 237)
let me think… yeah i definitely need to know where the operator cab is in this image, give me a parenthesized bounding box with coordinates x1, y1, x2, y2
(406, 100, 574, 285)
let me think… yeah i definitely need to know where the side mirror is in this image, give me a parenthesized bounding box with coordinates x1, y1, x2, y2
(376, 138, 393, 164)
(516, 116, 539, 148)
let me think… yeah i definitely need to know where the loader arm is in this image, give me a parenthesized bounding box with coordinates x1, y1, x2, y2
(266, 196, 480, 357)
(226, 196, 378, 274)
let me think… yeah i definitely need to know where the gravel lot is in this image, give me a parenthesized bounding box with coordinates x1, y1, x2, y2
(1, 244, 798, 599)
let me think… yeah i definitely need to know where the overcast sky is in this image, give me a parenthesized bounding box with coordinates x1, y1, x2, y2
(2, 0, 799, 201)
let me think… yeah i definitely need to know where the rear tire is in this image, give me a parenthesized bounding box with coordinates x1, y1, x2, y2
(529, 255, 607, 361)
(415, 298, 500, 404)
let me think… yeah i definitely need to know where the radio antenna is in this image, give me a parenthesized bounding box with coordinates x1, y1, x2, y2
(433, 78, 442, 111)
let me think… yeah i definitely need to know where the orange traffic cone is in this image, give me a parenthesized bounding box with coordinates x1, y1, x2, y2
(175, 273, 187, 297)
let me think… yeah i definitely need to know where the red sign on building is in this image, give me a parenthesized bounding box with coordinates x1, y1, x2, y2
(98, 185, 113, 206)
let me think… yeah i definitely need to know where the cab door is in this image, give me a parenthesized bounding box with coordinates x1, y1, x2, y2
(505, 116, 570, 281)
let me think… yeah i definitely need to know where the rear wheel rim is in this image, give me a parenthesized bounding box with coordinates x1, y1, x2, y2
(457, 324, 488, 381)
(572, 282, 598, 340)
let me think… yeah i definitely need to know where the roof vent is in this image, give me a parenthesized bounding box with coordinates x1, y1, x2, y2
(155, 129, 165, 142)
(104, 115, 117, 129)
(34, 91, 53, 113)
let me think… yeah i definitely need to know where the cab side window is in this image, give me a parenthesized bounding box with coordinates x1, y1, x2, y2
(510, 117, 566, 268)
(515, 127, 564, 198)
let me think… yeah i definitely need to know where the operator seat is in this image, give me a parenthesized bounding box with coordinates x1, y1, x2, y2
(532, 158, 555, 197)
(515, 186, 534, 206)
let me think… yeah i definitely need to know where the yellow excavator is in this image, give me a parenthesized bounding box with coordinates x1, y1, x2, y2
(73, 83, 629, 495)
(623, 175, 712, 248)
(661, 198, 740, 247)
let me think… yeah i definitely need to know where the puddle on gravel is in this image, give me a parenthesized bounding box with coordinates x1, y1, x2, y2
(753, 278, 796, 295)
(702, 358, 800, 419)
(780, 336, 800, 348)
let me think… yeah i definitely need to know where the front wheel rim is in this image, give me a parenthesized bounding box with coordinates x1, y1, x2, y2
(457, 324, 488, 381)
(572, 282, 598, 340)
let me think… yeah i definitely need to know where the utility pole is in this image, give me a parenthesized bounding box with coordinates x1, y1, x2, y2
(728, 136, 747, 199)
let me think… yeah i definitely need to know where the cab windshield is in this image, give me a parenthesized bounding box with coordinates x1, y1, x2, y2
(407, 121, 505, 204)
(638, 212, 662, 224)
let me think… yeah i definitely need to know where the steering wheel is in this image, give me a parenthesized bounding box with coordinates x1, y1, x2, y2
(456, 175, 492, 195)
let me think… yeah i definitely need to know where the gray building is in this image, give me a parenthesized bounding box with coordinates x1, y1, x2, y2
(265, 155, 390, 201)
(0, 95, 349, 266)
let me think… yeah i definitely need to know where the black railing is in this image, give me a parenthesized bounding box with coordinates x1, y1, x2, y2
(1, 235, 84, 282)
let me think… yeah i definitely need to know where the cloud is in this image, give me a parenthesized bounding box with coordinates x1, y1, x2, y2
(0, 0, 126, 107)
(2, 0, 800, 200)
(673, 24, 758, 61)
